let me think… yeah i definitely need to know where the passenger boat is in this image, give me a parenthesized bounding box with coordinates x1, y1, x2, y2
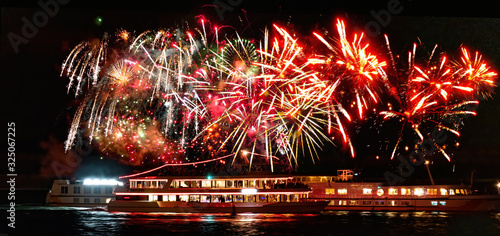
(298, 170, 500, 212)
(108, 174, 329, 214)
(46, 179, 123, 207)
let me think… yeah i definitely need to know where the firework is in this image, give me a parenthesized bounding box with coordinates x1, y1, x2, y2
(61, 17, 497, 169)
(313, 19, 387, 120)
(378, 37, 496, 161)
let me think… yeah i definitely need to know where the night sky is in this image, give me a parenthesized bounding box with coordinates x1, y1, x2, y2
(2, 0, 500, 189)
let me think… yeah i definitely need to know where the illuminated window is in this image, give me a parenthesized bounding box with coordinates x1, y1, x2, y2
(431, 201, 438, 206)
(338, 189, 347, 195)
(325, 188, 335, 195)
(388, 188, 398, 195)
(389, 200, 397, 206)
(440, 188, 448, 196)
(234, 195, 244, 203)
(179, 195, 188, 202)
(376, 189, 384, 196)
(414, 188, 424, 196)
(201, 180, 211, 188)
(449, 189, 455, 195)
(215, 180, 225, 188)
(460, 189, 465, 195)
(338, 200, 347, 205)
(201, 195, 211, 203)
(455, 189, 461, 195)
(363, 188, 372, 194)
(375, 201, 384, 206)
(426, 188, 437, 195)
(189, 195, 200, 202)
(439, 201, 446, 206)
(401, 188, 411, 195)
(350, 200, 359, 205)
(362, 201, 372, 205)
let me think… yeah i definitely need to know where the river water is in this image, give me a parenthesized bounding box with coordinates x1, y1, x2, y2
(2, 206, 500, 235)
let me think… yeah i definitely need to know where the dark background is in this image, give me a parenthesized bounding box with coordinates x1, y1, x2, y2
(1, 0, 500, 200)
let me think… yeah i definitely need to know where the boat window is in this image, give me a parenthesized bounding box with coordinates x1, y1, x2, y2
(400, 201, 410, 206)
(349, 200, 358, 205)
(165, 195, 176, 202)
(362, 200, 372, 205)
(426, 188, 437, 195)
(189, 195, 200, 202)
(151, 181, 157, 188)
(325, 188, 335, 195)
(226, 180, 234, 188)
(158, 181, 167, 188)
(440, 188, 448, 195)
(338, 189, 347, 195)
(388, 188, 398, 195)
(455, 189, 461, 195)
(431, 201, 438, 206)
(234, 195, 244, 202)
(449, 189, 455, 195)
(248, 180, 256, 187)
(290, 194, 299, 202)
(202, 180, 211, 188)
(201, 195, 211, 203)
(225, 195, 233, 203)
(245, 195, 256, 203)
(388, 200, 397, 206)
(414, 188, 424, 196)
(212, 195, 223, 203)
(237, 181, 244, 188)
(73, 198, 79, 203)
(104, 187, 113, 194)
(257, 195, 266, 202)
(460, 189, 466, 195)
(73, 186, 80, 194)
(170, 181, 177, 188)
(363, 188, 372, 194)
(401, 188, 411, 195)
(215, 180, 225, 188)
(130, 181, 137, 188)
(84, 187, 91, 194)
(61, 186, 68, 194)
(94, 187, 101, 194)
(282, 194, 289, 202)
(375, 201, 384, 206)
(338, 200, 347, 206)
(180, 181, 189, 188)
(179, 195, 188, 202)
(268, 195, 278, 202)
(439, 201, 446, 206)
(376, 189, 384, 196)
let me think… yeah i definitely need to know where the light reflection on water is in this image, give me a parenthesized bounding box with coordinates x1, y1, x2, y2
(5, 206, 500, 236)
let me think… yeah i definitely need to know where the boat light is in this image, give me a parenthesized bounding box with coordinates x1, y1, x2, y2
(83, 178, 123, 186)
(241, 189, 257, 194)
(497, 183, 500, 188)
